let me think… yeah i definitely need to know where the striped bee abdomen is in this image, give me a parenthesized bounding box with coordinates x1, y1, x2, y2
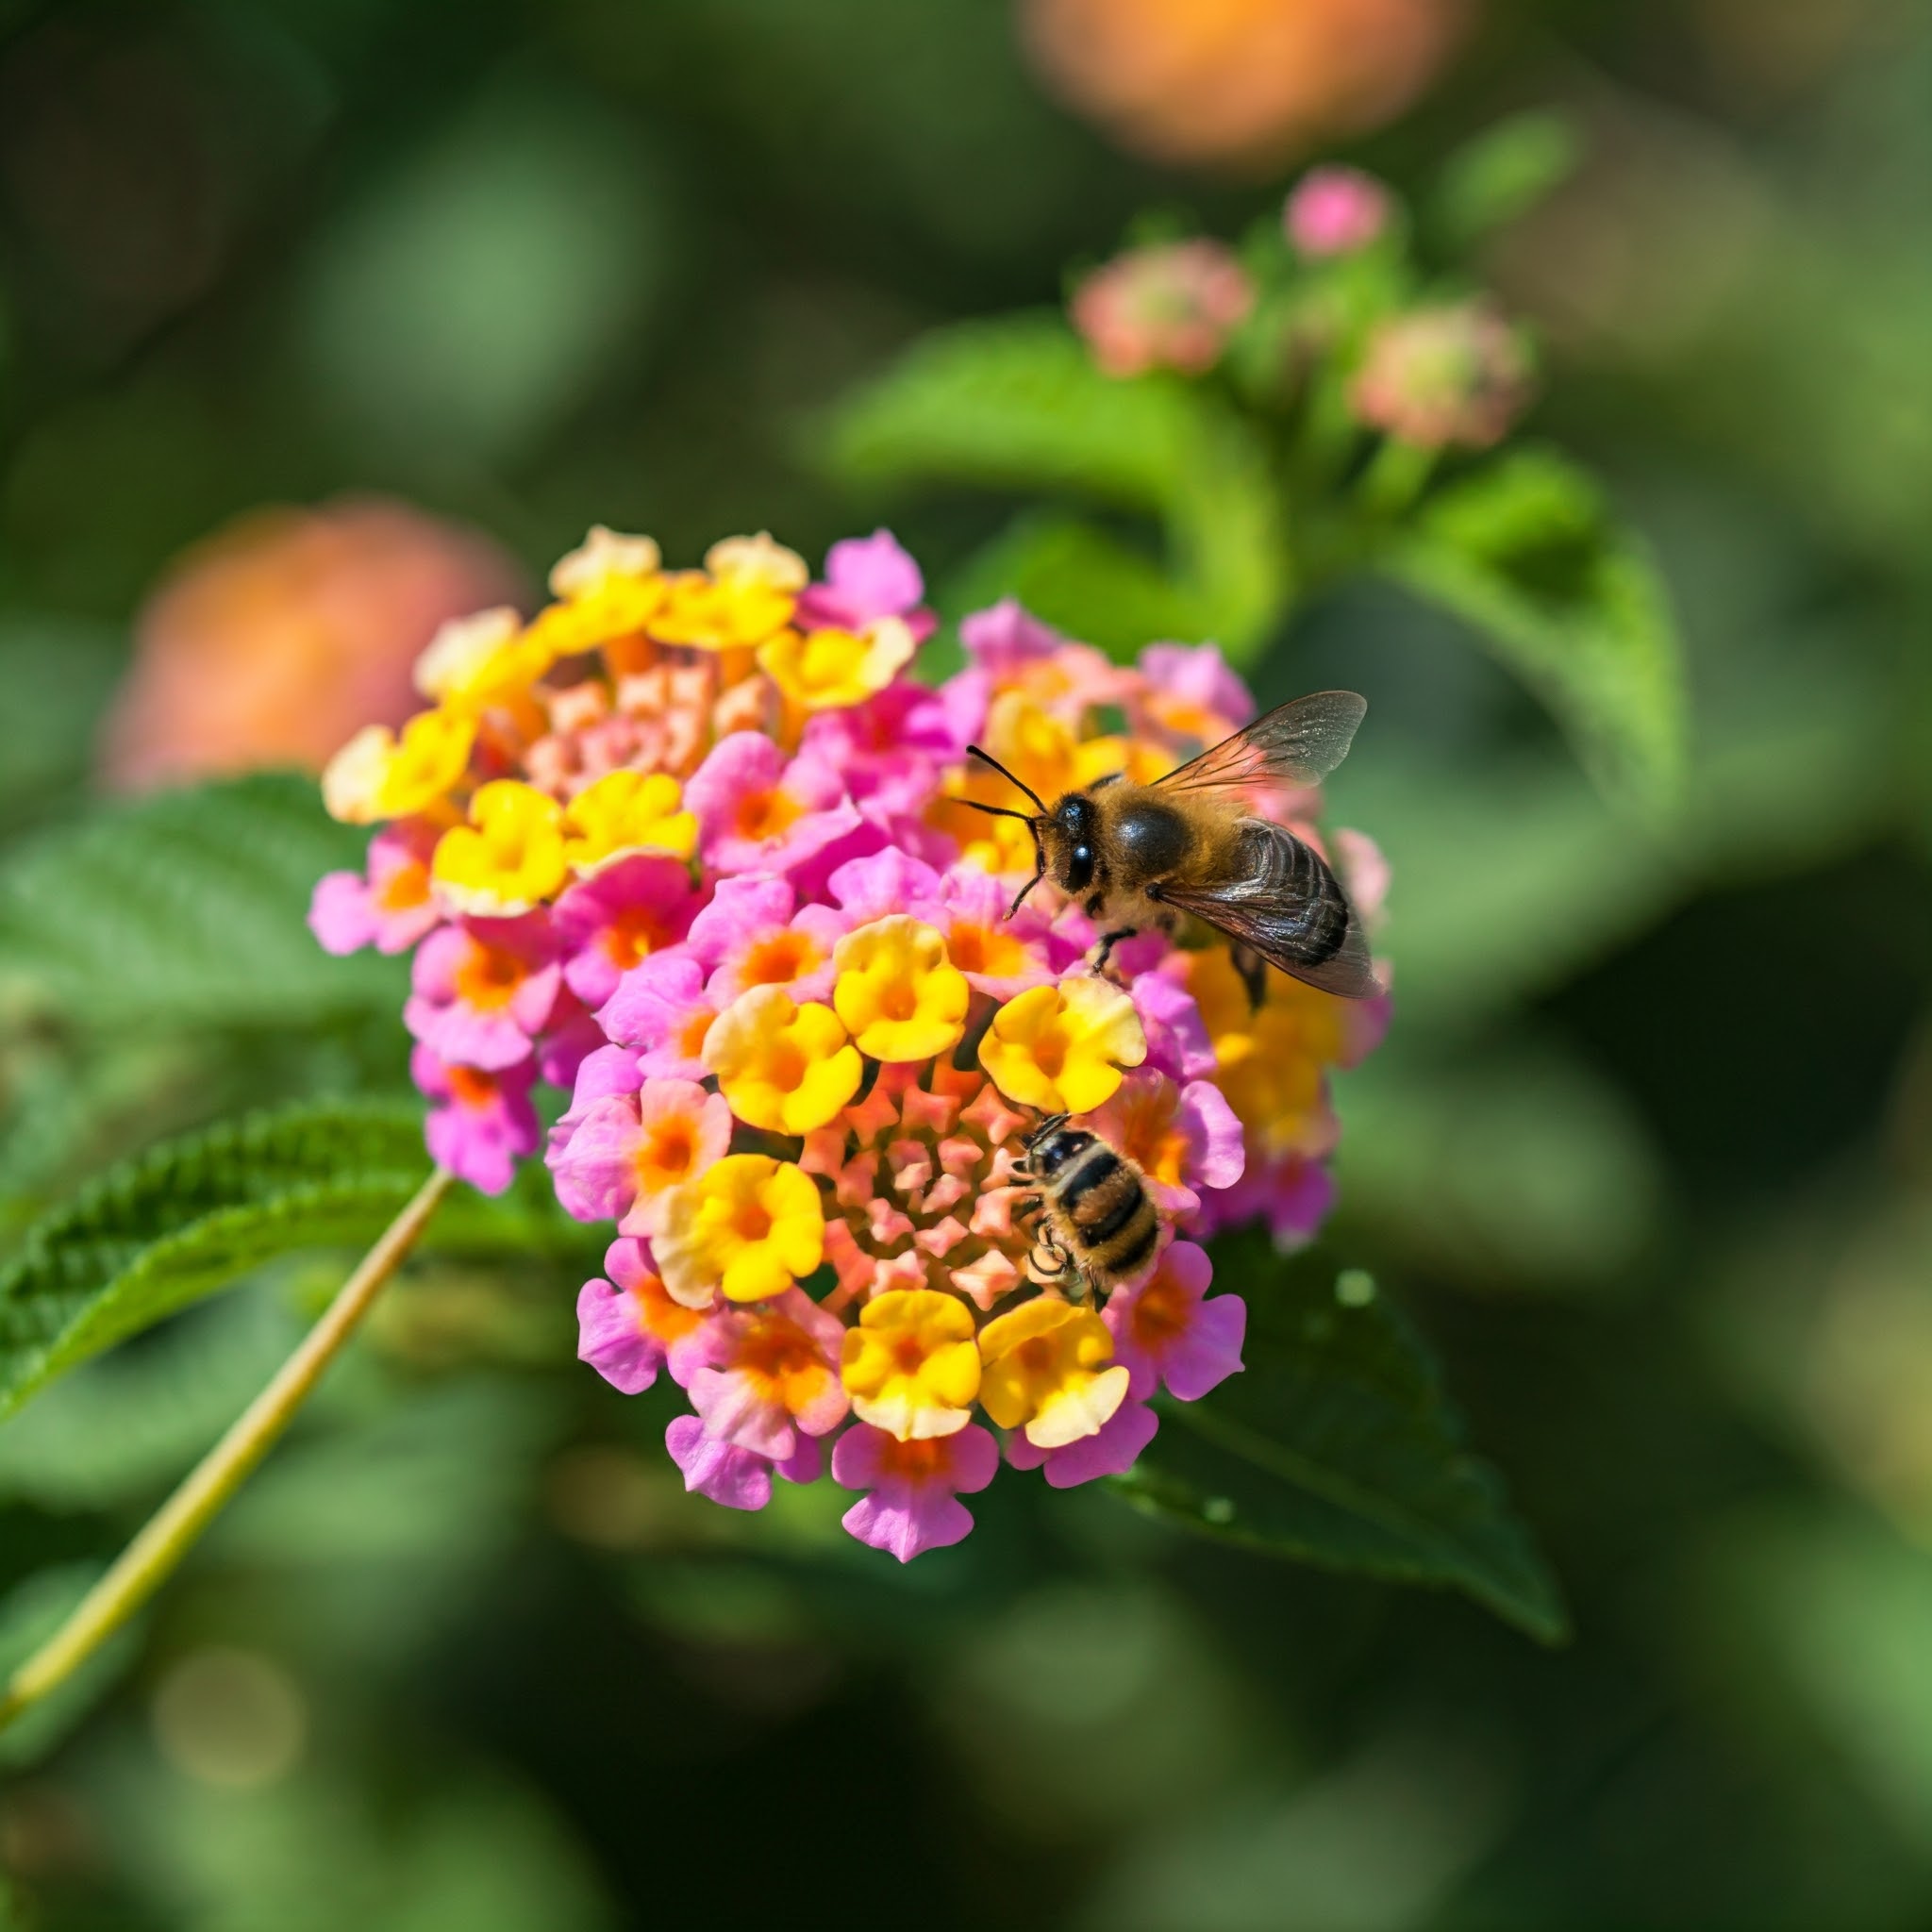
(1019, 1123, 1161, 1297)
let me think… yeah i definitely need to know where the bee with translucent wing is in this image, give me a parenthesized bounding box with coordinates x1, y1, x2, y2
(964, 690, 1382, 1005)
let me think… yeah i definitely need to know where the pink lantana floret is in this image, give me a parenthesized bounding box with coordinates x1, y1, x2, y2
(1006, 1399, 1159, 1490)
(831, 1422, 1000, 1562)
(575, 1236, 711, 1394)
(554, 855, 695, 1008)
(308, 823, 441, 958)
(412, 1044, 539, 1195)
(598, 952, 719, 1079)
(686, 733, 862, 877)
(546, 1077, 732, 1233)
(667, 1414, 823, 1512)
(1285, 165, 1393, 258)
(1103, 1241, 1246, 1402)
(403, 915, 561, 1071)
(686, 1289, 850, 1461)
(794, 528, 934, 641)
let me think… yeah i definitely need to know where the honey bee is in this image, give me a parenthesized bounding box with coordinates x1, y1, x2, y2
(965, 691, 1381, 1003)
(1009, 1113, 1159, 1301)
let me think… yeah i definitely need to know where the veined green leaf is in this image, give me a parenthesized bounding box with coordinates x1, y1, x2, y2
(1383, 449, 1690, 817)
(0, 1099, 429, 1422)
(1111, 1259, 1567, 1642)
(0, 770, 402, 1030)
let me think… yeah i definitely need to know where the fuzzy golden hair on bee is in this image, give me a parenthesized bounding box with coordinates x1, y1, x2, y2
(1006, 1112, 1161, 1302)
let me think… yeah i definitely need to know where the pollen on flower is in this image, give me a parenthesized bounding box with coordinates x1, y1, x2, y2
(312, 519, 1389, 1557)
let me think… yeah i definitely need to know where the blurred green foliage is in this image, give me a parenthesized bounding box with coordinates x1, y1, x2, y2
(0, 1, 1927, 1929)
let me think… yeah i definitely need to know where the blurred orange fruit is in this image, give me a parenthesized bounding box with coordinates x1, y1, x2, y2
(100, 497, 525, 791)
(1020, 0, 1471, 172)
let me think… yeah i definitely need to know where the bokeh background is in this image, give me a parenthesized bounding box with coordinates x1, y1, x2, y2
(1, 1, 1929, 1926)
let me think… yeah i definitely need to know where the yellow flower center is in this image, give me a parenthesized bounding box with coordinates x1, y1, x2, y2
(446, 1066, 496, 1108)
(944, 922, 1028, 978)
(735, 787, 801, 842)
(563, 770, 697, 873)
(742, 930, 818, 987)
(654, 1154, 826, 1307)
(453, 941, 526, 1011)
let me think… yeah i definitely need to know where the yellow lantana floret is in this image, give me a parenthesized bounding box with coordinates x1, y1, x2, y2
(324, 709, 477, 824)
(758, 617, 916, 712)
(413, 606, 552, 711)
(704, 988, 861, 1135)
(840, 1289, 981, 1441)
(431, 780, 568, 916)
(832, 918, 970, 1063)
(562, 770, 698, 873)
(550, 525, 661, 600)
(655, 1155, 826, 1308)
(706, 531, 808, 592)
(529, 525, 667, 655)
(651, 533, 808, 652)
(977, 1298, 1130, 1449)
(977, 979, 1146, 1113)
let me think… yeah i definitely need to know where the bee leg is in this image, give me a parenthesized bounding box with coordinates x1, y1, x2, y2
(1091, 927, 1138, 977)
(1012, 1192, 1043, 1222)
(1232, 942, 1268, 1011)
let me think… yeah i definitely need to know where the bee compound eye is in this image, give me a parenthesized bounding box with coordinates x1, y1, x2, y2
(1073, 845, 1091, 866)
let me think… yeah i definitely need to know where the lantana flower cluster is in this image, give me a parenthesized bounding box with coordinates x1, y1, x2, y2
(312, 525, 1389, 1559)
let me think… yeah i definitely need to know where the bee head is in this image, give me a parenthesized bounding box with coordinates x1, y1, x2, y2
(1041, 794, 1097, 895)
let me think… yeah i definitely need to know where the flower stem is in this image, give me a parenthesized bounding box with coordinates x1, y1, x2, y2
(0, 1165, 456, 1737)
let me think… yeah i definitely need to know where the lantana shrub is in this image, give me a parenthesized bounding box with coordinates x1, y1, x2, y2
(312, 525, 1389, 1560)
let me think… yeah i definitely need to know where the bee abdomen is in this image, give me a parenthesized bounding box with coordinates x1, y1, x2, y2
(1051, 1145, 1159, 1286)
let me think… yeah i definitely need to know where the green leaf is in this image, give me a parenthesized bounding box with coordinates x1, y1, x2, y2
(1429, 111, 1583, 251)
(824, 311, 1200, 512)
(1111, 1260, 1567, 1642)
(0, 1099, 428, 1422)
(824, 312, 1291, 658)
(0, 770, 403, 1030)
(1384, 449, 1689, 815)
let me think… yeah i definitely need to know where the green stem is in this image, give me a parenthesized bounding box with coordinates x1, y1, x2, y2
(0, 1165, 455, 1736)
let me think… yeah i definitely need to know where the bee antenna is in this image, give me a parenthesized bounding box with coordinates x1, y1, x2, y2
(1008, 855, 1045, 920)
(960, 799, 1035, 824)
(965, 744, 1047, 815)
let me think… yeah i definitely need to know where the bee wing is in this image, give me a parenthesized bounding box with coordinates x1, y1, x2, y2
(1154, 818, 1382, 999)
(1156, 691, 1368, 796)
